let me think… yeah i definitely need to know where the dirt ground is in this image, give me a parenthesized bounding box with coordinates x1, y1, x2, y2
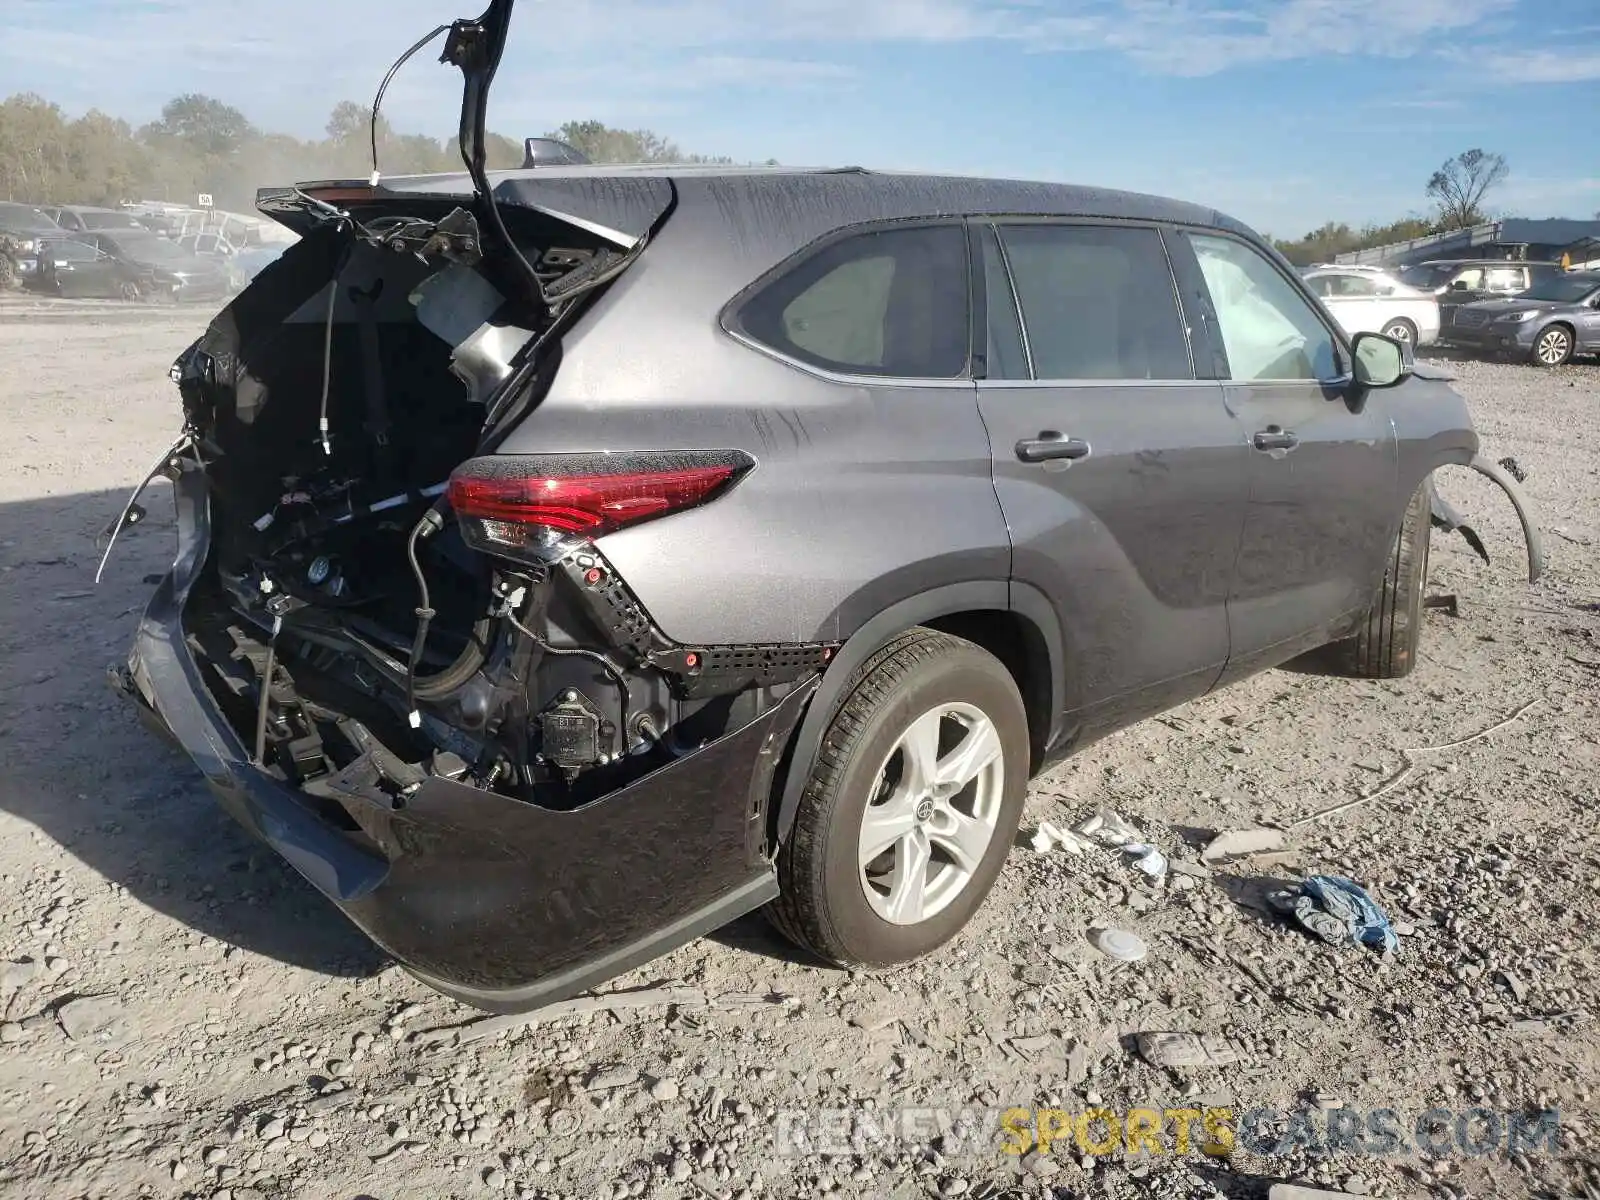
(0, 294, 1596, 1200)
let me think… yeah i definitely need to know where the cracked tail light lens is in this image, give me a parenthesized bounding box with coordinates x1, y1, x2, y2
(447, 451, 754, 556)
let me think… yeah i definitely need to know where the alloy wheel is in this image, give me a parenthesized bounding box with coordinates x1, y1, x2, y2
(1383, 321, 1413, 344)
(1536, 328, 1571, 366)
(858, 702, 1005, 925)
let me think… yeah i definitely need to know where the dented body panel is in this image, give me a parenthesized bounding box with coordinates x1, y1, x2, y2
(125, 463, 812, 1012)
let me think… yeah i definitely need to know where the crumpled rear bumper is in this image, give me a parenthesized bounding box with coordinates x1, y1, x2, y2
(121, 461, 812, 1013)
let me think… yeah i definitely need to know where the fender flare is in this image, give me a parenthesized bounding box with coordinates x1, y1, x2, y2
(769, 580, 1064, 848)
(1468, 454, 1544, 584)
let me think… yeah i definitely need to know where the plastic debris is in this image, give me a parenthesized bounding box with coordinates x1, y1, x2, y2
(1135, 1031, 1241, 1069)
(1200, 827, 1287, 866)
(1029, 821, 1088, 855)
(1090, 927, 1148, 962)
(1122, 842, 1168, 882)
(1075, 809, 1141, 847)
(1267, 874, 1398, 954)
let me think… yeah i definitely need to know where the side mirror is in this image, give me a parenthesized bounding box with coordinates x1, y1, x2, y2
(1351, 331, 1410, 390)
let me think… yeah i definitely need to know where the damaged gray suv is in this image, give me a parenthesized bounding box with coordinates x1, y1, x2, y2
(106, 1, 1544, 1013)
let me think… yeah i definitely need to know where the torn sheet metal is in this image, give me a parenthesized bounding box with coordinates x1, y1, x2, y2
(1468, 453, 1544, 584)
(1427, 458, 1545, 585)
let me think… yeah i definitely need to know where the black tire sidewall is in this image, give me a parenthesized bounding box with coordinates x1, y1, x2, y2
(811, 647, 1028, 965)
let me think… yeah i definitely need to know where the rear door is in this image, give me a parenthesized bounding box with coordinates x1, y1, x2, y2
(973, 219, 1250, 740)
(1172, 231, 1399, 682)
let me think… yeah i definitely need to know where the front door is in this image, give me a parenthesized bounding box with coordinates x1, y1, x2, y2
(1173, 231, 1399, 682)
(972, 220, 1251, 743)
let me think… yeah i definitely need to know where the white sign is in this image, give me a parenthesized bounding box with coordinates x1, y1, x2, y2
(196, 193, 214, 208)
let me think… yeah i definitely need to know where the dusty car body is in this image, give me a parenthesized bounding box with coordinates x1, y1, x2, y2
(0, 202, 64, 289)
(106, 1, 1544, 1014)
(69, 231, 232, 302)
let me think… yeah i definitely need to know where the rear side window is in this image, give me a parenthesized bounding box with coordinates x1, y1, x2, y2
(993, 223, 1191, 380)
(737, 224, 970, 378)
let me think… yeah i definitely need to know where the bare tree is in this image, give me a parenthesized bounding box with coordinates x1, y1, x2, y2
(1426, 149, 1508, 231)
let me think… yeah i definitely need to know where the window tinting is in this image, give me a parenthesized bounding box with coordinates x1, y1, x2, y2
(738, 224, 970, 378)
(979, 226, 1029, 380)
(995, 223, 1191, 380)
(1186, 233, 1339, 382)
(1325, 273, 1380, 297)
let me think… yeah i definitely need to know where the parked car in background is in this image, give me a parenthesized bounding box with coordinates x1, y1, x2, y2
(42, 205, 153, 235)
(68, 230, 231, 302)
(1445, 271, 1600, 367)
(0, 201, 63, 289)
(1301, 266, 1439, 348)
(223, 242, 291, 291)
(32, 235, 148, 299)
(176, 231, 241, 259)
(1397, 259, 1566, 337)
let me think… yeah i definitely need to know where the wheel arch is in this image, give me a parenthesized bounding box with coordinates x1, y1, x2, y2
(768, 580, 1064, 850)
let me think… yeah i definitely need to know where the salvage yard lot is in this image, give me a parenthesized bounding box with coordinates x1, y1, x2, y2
(0, 298, 1596, 1200)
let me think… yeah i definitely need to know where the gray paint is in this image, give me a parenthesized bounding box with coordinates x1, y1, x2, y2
(482, 166, 1477, 743)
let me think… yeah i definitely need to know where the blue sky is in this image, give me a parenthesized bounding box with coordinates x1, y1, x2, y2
(4, 0, 1598, 235)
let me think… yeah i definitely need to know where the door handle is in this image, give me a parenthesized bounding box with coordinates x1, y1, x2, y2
(1016, 431, 1092, 463)
(1252, 427, 1299, 453)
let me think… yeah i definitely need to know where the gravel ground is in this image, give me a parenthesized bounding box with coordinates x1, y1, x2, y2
(0, 297, 1597, 1200)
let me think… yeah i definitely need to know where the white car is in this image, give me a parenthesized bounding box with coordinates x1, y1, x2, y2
(1300, 267, 1440, 349)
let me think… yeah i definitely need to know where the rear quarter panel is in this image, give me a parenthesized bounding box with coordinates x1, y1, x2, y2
(492, 180, 1011, 647)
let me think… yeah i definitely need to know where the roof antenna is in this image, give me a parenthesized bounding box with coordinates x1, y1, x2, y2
(369, 23, 451, 187)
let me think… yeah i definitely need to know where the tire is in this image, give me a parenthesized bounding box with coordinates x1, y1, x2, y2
(0, 255, 16, 291)
(766, 628, 1029, 968)
(117, 279, 142, 302)
(1531, 324, 1574, 368)
(1335, 482, 1430, 679)
(1381, 318, 1417, 347)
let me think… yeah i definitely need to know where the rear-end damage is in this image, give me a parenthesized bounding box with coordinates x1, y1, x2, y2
(110, 181, 832, 1010)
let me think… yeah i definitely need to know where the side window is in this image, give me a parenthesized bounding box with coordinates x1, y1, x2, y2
(978, 225, 1029, 380)
(1185, 232, 1340, 382)
(1452, 267, 1486, 290)
(1307, 275, 1335, 298)
(1486, 266, 1525, 292)
(996, 223, 1191, 380)
(737, 224, 970, 378)
(1332, 274, 1379, 297)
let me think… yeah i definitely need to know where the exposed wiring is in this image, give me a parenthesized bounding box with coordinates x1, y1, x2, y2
(317, 273, 337, 455)
(504, 608, 632, 745)
(253, 613, 283, 765)
(403, 508, 447, 727)
(369, 24, 451, 187)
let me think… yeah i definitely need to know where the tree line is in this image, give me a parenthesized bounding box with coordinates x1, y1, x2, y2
(1269, 148, 1512, 265)
(1, 92, 1518, 268)
(0, 92, 736, 212)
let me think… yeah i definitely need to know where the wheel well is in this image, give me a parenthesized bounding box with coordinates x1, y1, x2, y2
(922, 610, 1052, 773)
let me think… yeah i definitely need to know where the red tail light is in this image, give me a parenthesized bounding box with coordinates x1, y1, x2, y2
(448, 451, 753, 556)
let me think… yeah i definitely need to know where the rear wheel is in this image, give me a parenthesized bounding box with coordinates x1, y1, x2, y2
(1334, 482, 1430, 679)
(1532, 324, 1574, 367)
(117, 279, 142, 302)
(1381, 318, 1417, 346)
(766, 628, 1028, 967)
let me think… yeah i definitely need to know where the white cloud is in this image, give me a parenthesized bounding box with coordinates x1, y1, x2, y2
(0, 0, 1582, 138)
(1483, 48, 1600, 83)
